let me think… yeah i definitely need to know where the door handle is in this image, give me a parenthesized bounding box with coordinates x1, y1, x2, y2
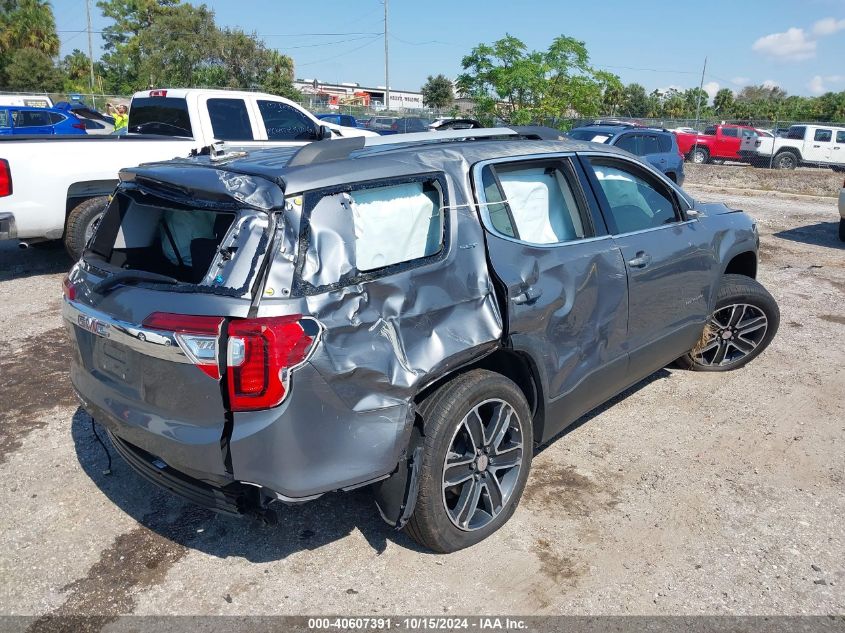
(513, 286, 543, 305)
(813, 144, 821, 148)
(627, 251, 652, 268)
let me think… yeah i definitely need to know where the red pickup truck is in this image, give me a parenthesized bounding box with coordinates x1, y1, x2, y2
(675, 124, 759, 164)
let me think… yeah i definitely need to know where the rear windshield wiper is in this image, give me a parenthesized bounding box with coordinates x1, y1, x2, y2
(93, 270, 179, 295)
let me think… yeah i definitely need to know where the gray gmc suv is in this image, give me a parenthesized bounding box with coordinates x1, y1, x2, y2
(63, 128, 779, 552)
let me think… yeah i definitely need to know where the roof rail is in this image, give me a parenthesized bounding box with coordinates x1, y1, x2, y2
(287, 126, 565, 167)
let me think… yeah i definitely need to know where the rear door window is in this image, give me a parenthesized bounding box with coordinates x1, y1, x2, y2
(257, 100, 317, 141)
(207, 98, 253, 141)
(16, 110, 51, 127)
(641, 134, 661, 155)
(127, 97, 193, 136)
(657, 134, 672, 153)
(814, 128, 832, 142)
(49, 112, 65, 124)
(477, 159, 591, 245)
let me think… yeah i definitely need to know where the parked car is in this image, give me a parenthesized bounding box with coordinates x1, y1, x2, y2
(0, 88, 375, 259)
(744, 124, 845, 171)
(62, 127, 779, 552)
(0, 105, 87, 136)
(363, 116, 398, 134)
(54, 100, 115, 135)
(568, 124, 685, 184)
(317, 113, 363, 129)
(839, 176, 845, 241)
(391, 117, 432, 134)
(675, 124, 759, 164)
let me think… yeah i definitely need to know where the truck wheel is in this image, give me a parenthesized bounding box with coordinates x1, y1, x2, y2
(405, 369, 533, 553)
(677, 274, 779, 372)
(65, 196, 108, 260)
(773, 151, 797, 170)
(839, 218, 845, 242)
(690, 147, 709, 164)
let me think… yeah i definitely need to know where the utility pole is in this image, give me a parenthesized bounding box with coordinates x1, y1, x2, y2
(694, 56, 707, 129)
(383, 0, 390, 112)
(86, 0, 95, 98)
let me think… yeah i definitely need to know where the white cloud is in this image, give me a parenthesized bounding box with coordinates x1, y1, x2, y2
(807, 74, 845, 95)
(731, 76, 750, 86)
(752, 27, 817, 60)
(703, 81, 720, 99)
(812, 17, 845, 36)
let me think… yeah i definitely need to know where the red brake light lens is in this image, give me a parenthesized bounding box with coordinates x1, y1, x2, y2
(72, 122, 86, 130)
(149, 89, 167, 97)
(62, 275, 76, 301)
(0, 159, 12, 197)
(227, 316, 316, 412)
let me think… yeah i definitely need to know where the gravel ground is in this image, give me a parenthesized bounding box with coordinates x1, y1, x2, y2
(0, 170, 843, 622)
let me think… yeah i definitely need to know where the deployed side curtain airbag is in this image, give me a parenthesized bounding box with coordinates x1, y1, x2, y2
(350, 182, 440, 271)
(497, 167, 578, 244)
(160, 209, 217, 267)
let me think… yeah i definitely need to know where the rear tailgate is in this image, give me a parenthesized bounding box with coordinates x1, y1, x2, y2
(64, 171, 282, 484)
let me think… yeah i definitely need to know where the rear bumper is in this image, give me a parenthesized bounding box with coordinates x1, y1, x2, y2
(108, 431, 245, 516)
(0, 212, 17, 240)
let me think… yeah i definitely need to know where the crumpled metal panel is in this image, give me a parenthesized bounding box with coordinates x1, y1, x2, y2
(258, 160, 503, 414)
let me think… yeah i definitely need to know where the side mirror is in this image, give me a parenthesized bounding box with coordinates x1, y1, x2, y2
(686, 208, 701, 220)
(317, 125, 334, 140)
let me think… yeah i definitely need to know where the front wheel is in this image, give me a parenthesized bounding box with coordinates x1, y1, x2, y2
(405, 370, 533, 553)
(65, 196, 108, 261)
(677, 274, 780, 372)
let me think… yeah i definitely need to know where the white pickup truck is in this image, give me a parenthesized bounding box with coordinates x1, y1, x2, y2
(0, 88, 374, 258)
(739, 124, 845, 171)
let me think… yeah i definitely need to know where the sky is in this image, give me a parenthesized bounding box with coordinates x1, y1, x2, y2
(51, 0, 845, 98)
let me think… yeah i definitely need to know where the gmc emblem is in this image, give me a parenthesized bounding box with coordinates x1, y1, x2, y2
(78, 314, 110, 338)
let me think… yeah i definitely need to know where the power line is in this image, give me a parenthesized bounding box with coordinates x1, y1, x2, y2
(297, 35, 382, 67)
(55, 29, 383, 36)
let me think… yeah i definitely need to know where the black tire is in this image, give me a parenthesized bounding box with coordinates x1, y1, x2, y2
(677, 274, 780, 372)
(773, 151, 798, 170)
(65, 196, 108, 260)
(689, 146, 710, 164)
(405, 369, 533, 553)
(839, 218, 845, 242)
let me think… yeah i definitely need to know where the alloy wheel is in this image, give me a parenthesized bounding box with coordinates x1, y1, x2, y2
(692, 303, 769, 367)
(442, 398, 524, 531)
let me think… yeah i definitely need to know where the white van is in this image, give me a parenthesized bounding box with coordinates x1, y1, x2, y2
(0, 94, 54, 108)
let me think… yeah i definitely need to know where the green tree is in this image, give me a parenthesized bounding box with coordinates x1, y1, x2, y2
(4, 46, 64, 91)
(620, 83, 649, 117)
(421, 74, 453, 109)
(0, 0, 59, 56)
(457, 33, 605, 123)
(713, 88, 734, 116)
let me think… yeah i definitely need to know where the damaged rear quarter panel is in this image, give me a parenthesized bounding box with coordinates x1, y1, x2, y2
(232, 164, 504, 497)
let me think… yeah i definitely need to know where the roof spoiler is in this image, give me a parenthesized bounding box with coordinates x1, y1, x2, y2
(287, 125, 566, 167)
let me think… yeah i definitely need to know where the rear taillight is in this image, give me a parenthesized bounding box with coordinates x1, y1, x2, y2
(72, 122, 86, 130)
(62, 275, 76, 301)
(140, 312, 318, 409)
(226, 316, 316, 412)
(0, 159, 11, 197)
(149, 89, 167, 97)
(142, 312, 225, 379)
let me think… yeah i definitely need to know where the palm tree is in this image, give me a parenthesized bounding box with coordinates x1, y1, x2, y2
(0, 0, 60, 57)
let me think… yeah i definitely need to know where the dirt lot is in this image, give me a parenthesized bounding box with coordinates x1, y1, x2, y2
(0, 168, 843, 622)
